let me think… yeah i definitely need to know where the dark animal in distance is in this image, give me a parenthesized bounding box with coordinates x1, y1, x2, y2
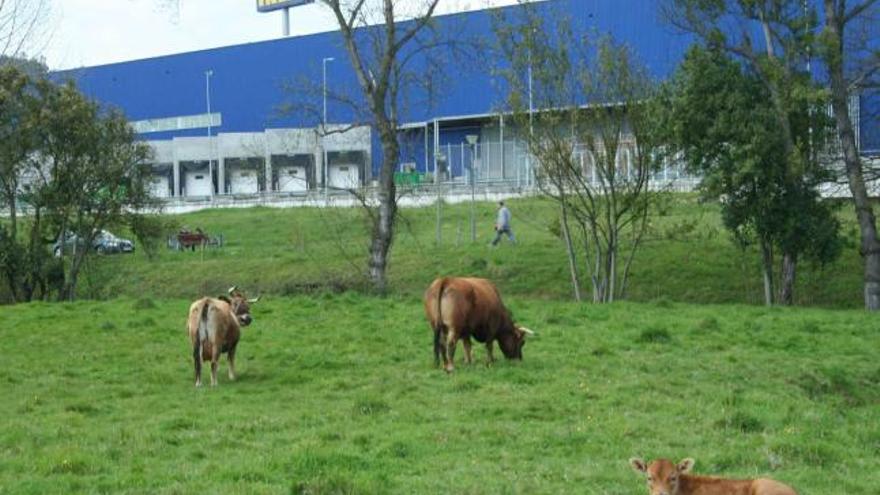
(187, 286, 259, 387)
(629, 457, 798, 495)
(423, 276, 533, 372)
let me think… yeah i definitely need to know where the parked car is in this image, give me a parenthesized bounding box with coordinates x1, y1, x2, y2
(53, 229, 135, 257)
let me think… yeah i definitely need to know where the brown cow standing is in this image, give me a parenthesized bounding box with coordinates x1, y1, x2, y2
(187, 286, 258, 387)
(423, 277, 533, 372)
(629, 458, 798, 495)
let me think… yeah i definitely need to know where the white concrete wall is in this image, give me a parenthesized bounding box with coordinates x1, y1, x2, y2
(144, 126, 372, 198)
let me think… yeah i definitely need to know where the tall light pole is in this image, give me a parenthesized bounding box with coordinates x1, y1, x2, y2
(526, 27, 536, 188)
(205, 69, 215, 198)
(527, 50, 534, 188)
(322, 57, 334, 192)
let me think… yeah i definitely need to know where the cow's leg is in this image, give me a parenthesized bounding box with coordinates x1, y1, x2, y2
(227, 344, 237, 381)
(444, 329, 458, 373)
(485, 341, 496, 365)
(462, 337, 473, 365)
(192, 342, 202, 387)
(436, 327, 448, 369)
(433, 327, 443, 368)
(210, 343, 220, 386)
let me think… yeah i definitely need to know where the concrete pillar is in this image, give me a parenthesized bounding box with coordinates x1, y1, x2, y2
(500, 113, 505, 180)
(218, 157, 226, 194)
(433, 119, 440, 184)
(172, 160, 180, 197)
(264, 142, 272, 193)
(314, 138, 324, 189)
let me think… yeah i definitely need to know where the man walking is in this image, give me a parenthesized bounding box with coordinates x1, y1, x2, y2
(491, 200, 516, 246)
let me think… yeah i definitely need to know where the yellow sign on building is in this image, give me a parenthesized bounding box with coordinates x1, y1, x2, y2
(256, 0, 315, 13)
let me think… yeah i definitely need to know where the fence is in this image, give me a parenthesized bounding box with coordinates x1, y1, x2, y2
(433, 140, 700, 189)
(434, 140, 534, 187)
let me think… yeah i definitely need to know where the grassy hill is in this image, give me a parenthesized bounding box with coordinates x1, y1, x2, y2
(1, 295, 878, 494)
(72, 194, 864, 309)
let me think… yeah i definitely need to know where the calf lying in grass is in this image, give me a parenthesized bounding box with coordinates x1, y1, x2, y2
(629, 457, 797, 495)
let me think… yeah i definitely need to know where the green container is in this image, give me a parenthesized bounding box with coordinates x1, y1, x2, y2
(394, 172, 422, 186)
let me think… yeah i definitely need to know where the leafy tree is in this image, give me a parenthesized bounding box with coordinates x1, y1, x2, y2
(0, 68, 158, 302)
(663, 0, 842, 305)
(0, 65, 43, 301)
(33, 81, 155, 301)
(663, 47, 841, 305)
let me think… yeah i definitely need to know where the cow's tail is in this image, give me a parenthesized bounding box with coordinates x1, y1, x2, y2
(433, 278, 449, 364)
(198, 301, 210, 345)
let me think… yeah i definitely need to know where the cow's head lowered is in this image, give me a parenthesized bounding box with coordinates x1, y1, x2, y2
(498, 324, 535, 359)
(222, 286, 260, 326)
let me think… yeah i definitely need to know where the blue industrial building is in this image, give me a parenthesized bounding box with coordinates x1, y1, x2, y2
(53, 0, 877, 199)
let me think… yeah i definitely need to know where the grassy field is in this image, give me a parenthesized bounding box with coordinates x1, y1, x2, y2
(1, 195, 876, 493)
(1, 294, 878, 494)
(68, 194, 864, 309)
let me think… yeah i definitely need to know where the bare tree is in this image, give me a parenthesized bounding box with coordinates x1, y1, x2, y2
(318, 0, 445, 293)
(0, 0, 51, 61)
(495, 5, 665, 303)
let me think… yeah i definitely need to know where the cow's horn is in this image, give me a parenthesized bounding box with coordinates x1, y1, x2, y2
(248, 296, 261, 304)
(519, 327, 535, 335)
(228, 285, 238, 295)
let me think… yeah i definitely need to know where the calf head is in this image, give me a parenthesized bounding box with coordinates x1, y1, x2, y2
(630, 457, 695, 495)
(224, 286, 260, 326)
(498, 325, 534, 359)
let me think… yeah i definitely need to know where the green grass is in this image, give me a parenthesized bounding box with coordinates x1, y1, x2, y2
(63, 194, 865, 309)
(1, 295, 878, 493)
(1, 194, 876, 492)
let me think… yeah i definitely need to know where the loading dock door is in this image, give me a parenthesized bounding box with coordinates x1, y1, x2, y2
(185, 171, 212, 197)
(150, 176, 171, 198)
(230, 169, 259, 194)
(276, 166, 308, 192)
(329, 164, 360, 189)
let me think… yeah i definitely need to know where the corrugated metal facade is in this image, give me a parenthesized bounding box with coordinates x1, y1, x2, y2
(52, 0, 878, 185)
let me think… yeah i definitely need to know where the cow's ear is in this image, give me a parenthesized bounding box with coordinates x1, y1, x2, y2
(677, 458, 695, 474)
(630, 458, 647, 473)
(218, 295, 232, 304)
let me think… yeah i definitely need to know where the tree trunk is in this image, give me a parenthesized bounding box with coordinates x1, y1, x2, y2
(560, 202, 582, 302)
(779, 251, 797, 306)
(822, 1, 880, 310)
(8, 191, 16, 242)
(761, 239, 774, 306)
(2, 184, 20, 303)
(368, 129, 398, 294)
(60, 232, 90, 302)
(607, 233, 616, 303)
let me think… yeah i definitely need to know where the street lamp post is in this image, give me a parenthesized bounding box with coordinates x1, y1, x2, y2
(466, 135, 479, 243)
(322, 57, 335, 193)
(205, 69, 215, 199)
(527, 53, 534, 188)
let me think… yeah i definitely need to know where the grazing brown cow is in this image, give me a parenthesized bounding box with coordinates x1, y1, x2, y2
(629, 457, 798, 495)
(423, 277, 533, 372)
(187, 286, 259, 387)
